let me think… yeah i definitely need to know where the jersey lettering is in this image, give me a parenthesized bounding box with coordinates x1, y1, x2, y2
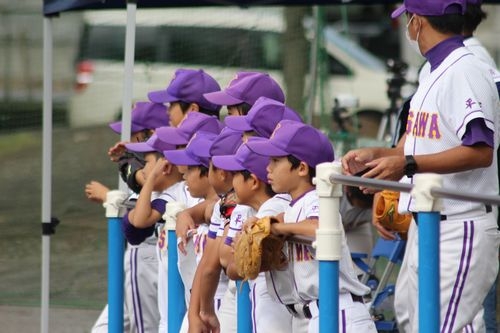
(293, 244, 314, 262)
(406, 110, 441, 139)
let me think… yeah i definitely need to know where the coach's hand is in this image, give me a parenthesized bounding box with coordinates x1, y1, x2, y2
(363, 155, 405, 182)
(342, 148, 376, 176)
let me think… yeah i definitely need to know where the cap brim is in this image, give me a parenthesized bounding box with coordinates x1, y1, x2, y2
(109, 121, 142, 134)
(148, 90, 177, 103)
(125, 142, 155, 153)
(246, 139, 288, 158)
(391, 4, 406, 18)
(163, 149, 200, 166)
(203, 91, 243, 106)
(212, 154, 244, 172)
(155, 127, 190, 146)
(224, 115, 253, 132)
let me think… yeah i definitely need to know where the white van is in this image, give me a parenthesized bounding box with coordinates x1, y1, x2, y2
(69, 6, 389, 134)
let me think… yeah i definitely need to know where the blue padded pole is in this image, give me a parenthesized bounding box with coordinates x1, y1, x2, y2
(319, 260, 338, 332)
(236, 280, 252, 333)
(418, 211, 440, 332)
(167, 229, 185, 333)
(108, 217, 125, 333)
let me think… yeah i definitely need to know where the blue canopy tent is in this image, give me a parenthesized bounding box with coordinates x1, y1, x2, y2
(40, 1, 500, 332)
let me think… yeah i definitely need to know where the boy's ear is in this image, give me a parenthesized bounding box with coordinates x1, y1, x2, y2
(249, 173, 259, 191)
(189, 103, 200, 112)
(163, 162, 173, 175)
(297, 161, 310, 176)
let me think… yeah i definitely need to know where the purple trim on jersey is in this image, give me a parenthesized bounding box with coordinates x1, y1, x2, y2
(130, 248, 143, 333)
(496, 82, 500, 98)
(251, 284, 257, 333)
(289, 188, 315, 207)
(442, 221, 474, 333)
(424, 36, 464, 72)
(341, 309, 346, 333)
(461, 118, 494, 148)
(121, 213, 155, 245)
(151, 198, 167, 215)
(135, 248, 145, 333)
(269, 271, 285, 304)
(224, 236, 234, 246)
(207, 230, 218, 239)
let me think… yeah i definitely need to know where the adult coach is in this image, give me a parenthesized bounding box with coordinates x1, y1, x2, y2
(342, 0, 500, 331)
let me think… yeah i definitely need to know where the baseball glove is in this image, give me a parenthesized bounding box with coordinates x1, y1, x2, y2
(374, 190, 412, 238)
(234, 216, 287, 281)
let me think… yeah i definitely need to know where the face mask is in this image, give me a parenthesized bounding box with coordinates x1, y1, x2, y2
(405, 15, 421, 55)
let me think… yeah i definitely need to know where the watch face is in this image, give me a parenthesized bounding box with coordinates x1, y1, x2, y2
(405, 155, 417, 177)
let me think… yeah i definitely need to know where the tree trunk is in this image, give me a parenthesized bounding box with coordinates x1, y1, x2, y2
(283, 7, 309, 117)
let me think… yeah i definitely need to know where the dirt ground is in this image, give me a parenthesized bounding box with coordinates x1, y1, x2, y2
(0, 125, 118, 330)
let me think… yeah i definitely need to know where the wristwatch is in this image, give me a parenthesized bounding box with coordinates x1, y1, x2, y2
(404, 155, 418, 177)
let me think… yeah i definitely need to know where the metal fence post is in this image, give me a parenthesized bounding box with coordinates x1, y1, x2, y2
(412, 174, 442, 333)
(104, 190, 128, 333)
(163, 202, 186, 333)
(315, 161, 343, 333)
(236, 280, 252, 333)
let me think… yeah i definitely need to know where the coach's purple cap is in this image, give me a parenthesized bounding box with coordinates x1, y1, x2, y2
(109, 101, 168, 134)
(247, 120, 334, 168)
(163, 131, 217, 168)
(391, 0, 465, 18)
(125, 131, 176, 153)
(148, 69, 222, 113)
(224, 97, 303, 138)
(213, 138, 269, 183)
(155, 112, 222, 146)
(203, 72, 285, 106)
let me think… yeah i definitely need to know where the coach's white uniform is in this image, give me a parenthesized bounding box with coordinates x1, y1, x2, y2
(266, 189, 376, 333)
(397, 45, 500, 332)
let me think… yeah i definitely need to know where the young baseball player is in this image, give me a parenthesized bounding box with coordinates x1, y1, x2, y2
(343, 0, 500, 331)
(212, 139, 296, 333)
(248, 119, 377, 333)
(203, 71, 285, 117)
(148, 68, 222, 124)
(87, 101, 169, 333)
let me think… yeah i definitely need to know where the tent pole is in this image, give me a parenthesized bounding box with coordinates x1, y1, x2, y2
(41, 15, 54, 333)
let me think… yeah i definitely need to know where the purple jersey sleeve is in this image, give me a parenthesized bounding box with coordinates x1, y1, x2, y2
(121, 212, 155, 245)
(462, 118, 494, 148)
(151, 198, 167, 217)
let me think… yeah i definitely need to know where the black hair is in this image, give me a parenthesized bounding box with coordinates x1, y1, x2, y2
(424, 13, 464, 35)
(229, 102, 253, 116)
(287, 155, 315, 184)
(239, 170, 276, 198)
(188, 165, 209, 177)
(463, 4, 487, 35)
(177, 101, 220, 120)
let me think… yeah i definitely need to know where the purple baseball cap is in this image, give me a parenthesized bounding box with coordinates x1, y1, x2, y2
(163, 131, 217, 168)
(203, 72, 285, 106)
(125, 130, 176, 153)
(391, 0, 465, 18)
(155, 112, 222, 146)
(109, 101, 168, 134)
(212, 138, 269, 183)
(209, 127, 244, 157)
(148, 69, 222, 113)
(246, 120, 334, 168)
(224, 97, 303, 138)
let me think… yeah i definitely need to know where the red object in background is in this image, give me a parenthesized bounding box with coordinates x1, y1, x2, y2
(74, 60, 94, 92)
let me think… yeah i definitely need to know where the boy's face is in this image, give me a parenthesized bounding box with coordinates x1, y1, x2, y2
(267, 156, 295, 194)
(168, 102, 186, 127)
(142, 152, 164, 191)
(208, 161, 233, 195)
(232, 172, 252, 205)
(184, 166, 209, 198)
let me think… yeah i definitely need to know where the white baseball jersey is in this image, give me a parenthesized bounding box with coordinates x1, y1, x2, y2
(266, 189, 370, 304)
(157, 181, 201, 333)
(400, 46, 499, 215)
